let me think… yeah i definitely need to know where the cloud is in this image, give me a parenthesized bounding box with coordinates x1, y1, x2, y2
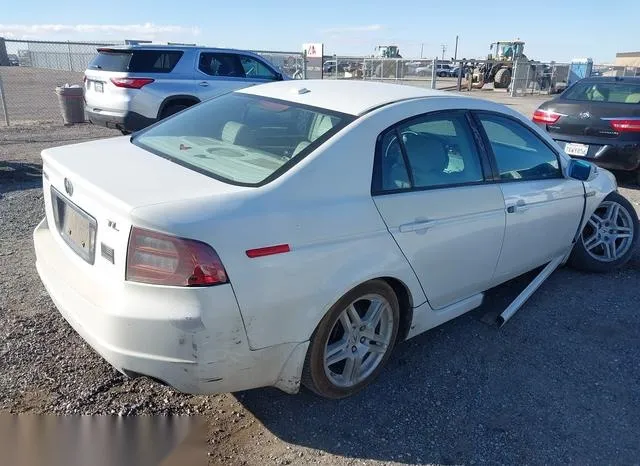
(319, 24, 384, 34)
(0, 23, 201, 40)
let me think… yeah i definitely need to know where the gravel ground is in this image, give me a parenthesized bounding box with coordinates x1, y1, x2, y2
(1, 102, 639, 465)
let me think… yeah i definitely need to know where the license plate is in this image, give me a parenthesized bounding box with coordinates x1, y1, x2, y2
(94, 81, 103, 93)
(564, 143, 589, 157)
(51, 188, 97, 264)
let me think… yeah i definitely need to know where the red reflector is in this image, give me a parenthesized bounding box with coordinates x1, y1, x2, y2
(110, 77, 154, 89)
(609, 119, 640, 133)
(126, 227, 227, 287)
(246, 244, 290, 258)
(532, 109, 561, 124)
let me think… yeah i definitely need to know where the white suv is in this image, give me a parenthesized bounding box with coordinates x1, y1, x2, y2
(84, 45, 287, 133)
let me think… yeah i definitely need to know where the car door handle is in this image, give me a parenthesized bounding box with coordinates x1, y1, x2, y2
(507, 201, 529, 214)
(198, 81, 209, 87)
(399, 220, 434, 233)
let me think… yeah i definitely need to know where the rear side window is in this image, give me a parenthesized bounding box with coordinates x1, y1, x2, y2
(88, 50, 183, 73)
(563, 81, 640, 104)
(478, 114, 561, 181)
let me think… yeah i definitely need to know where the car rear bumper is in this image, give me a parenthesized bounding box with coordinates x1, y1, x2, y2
(34, 217, 305, 394)
(85, 108, 156, 133)
(548, 134, 640, 172)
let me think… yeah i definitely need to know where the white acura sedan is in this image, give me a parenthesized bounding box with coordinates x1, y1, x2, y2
(34, 81, 638, 399)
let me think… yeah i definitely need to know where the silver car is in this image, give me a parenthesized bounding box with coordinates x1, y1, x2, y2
(84, 45, 286, 133)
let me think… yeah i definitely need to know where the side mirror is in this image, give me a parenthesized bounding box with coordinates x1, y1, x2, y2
(274, 73, 284, 81)
(568, 158, 598, 181)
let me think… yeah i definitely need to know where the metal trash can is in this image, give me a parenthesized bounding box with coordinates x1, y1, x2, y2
(55, 84, 85, 125)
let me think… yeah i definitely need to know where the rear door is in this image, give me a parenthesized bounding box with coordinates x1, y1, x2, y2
(195, 52, 279, 101)
(474, 112, 585, 284)
(373, 110, 506, 310)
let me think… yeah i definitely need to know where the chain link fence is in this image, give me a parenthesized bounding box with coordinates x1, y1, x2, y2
(0, 38, 305, 126)
(2, 36, 638, 127)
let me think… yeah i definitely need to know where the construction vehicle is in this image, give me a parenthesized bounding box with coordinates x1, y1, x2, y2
(468, 40, 526, 89)
(368, 45, 405, 79)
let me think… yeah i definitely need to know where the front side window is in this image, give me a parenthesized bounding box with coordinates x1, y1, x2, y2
(478, 113, 561, 181)
(376, 112, 484, 193)
(198, 53, 246, 78)
(240, 56, 278, 80)
(133, 93, 353, 186)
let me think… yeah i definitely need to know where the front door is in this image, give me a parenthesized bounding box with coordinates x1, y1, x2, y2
(373, 111, 506, 310)
(474, 112, 585, 284)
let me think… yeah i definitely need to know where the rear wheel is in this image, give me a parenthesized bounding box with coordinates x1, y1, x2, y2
(568, 192, 639, 273)
(302, 280, 400, 399)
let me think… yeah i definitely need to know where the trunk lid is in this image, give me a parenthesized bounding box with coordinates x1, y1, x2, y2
(544, 99, 640, 140)
(42, 136, 246, 282)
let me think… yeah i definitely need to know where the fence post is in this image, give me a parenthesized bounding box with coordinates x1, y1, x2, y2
(396, 59, 399, 81)
(334, 54, 338, 79)
(431, 57, 437, 89)
(0, 74, 10, 126)
(510, 59, 518, 97)
(457, 60, 463, 91)
(302, 50, 307, 79)
(67, 41, 73, 71)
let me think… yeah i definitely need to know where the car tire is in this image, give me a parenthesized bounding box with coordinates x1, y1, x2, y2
(302, 280, 400, 399)
(568, 191, 639, 273)
(160, 104, 189, 120)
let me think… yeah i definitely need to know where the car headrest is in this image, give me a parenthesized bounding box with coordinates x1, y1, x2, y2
(222, 121, 253, 146)
(309, 115, 334, 141)
(293, 140, 311, 156)
(625, 93, 640, 104)
(404, 136, 448, 174)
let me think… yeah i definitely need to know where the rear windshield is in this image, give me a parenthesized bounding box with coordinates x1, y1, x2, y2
(88, 49, 183, 73)
(563, 81, 640, 104)
(132, 93, 354, 186)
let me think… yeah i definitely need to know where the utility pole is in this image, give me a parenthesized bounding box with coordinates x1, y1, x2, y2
(420, 43, 424, 58)
(440, 44, 447, 61)
(454, 35, 459, 61)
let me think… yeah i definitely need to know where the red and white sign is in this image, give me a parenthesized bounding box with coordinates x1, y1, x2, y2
(303, 43, 323, 58)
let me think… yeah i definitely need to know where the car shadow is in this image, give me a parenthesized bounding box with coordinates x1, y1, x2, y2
(234, 270, 634, 464)
(0, 161, 42, 196)
(611, 170, 639, 190)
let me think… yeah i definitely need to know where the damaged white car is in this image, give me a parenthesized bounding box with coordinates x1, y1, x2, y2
(34, 81, 638, 399)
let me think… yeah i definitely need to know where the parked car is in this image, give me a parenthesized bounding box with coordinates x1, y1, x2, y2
(415, 63, 452, 77)
(533, 76, 640, 184)
(7, 54, 19, 66)
(448, 65, 469, 77)
(83, 45, 286, 134)
(34, 81, 638, 400)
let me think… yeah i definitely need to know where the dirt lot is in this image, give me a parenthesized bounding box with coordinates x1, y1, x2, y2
(1, 93, 639, 465)
(0, 67, 85, 125)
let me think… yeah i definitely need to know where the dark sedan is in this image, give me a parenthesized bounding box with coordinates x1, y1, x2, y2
(533, 77, 640, 184)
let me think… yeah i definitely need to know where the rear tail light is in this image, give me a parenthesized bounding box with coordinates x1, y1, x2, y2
(608, 119, 640, 133)
(110, 77, 154, 89)
(532, 109, 561, 124)
(126, 227, 227, 287)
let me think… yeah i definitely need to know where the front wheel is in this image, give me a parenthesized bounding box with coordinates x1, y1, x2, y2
(302, 280, 400, 399)
(568, 192, 639, 273)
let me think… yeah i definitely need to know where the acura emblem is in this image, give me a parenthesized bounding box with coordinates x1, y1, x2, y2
(578, 112, 591, 120)
(64, 178, 73, 196)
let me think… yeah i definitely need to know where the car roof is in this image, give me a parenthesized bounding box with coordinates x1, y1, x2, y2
(237, 80, 454, 115)
(97, 44, 267, 55)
